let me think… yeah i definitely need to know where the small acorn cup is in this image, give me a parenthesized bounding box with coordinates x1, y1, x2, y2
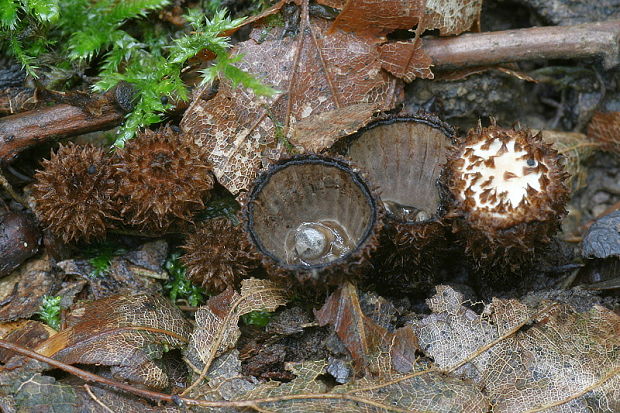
(243, 154, 381, 286)
(445, 122, 570, 275)
(33, 143, 118, 243)
(113, 126, 214, 232)
(336, 112, 457, 294)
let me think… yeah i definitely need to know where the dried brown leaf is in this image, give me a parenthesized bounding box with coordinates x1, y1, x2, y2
(588, 111, 620, 154)
(330, 0, 425, 37)
(35, 294, 191, 390)
(414, 286, 620, 413)
(0, 320, 54, 363)
(316, 0, 346, 9)
(539, 129, 599, 190)
(181, 9, 402, 194)
(378, 40, 434, 81)
(315, 282, 418, 375)
(237, 359, 489, 412)
(289, 103, 381, 152)
(0, 254, 58, 322)
(328, 0, 482, 37)
(185, 278, 288, 390)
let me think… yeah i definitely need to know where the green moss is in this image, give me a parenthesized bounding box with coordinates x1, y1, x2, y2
(241, 310, 273, 327)
(84, 241, 127, 278)
(164, 252, 205, 307)
(0, 0, 275, 146)
(37, 295, 62, 330)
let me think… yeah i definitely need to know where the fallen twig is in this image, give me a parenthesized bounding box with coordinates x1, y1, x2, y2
(0, 92, 125, 163)
(424, 20, 620, 72)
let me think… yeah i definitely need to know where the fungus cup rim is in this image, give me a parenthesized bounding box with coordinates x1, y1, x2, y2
(245, 154, 379, 272)
(336, 111, 457, 226)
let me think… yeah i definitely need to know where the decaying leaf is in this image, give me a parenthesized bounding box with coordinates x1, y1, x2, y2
(413, 285, 620, 412)
(328, 0, 482, 38)
(582, 210, 620, 259)
(0, 254, 58, 322)
(422, 0, 483, 35)
(329, 0, 425, 37)
(588, 111, 620, 154)
(0, 320, 54, 363)
(315, 282, 418, 375)
(0, 358, 178, 413)
(187, 349, 258, 407)
(289, 103, 382, 152)
(237, 359, 489, 412)
(186, 278, 288, 382)
(35, 294, 191, 390)
(77, 385, 180, 413)
(539, 129, 599, 190)
(378, 41, 434, 81)
(0, 362, 81, 413)
(181, 8, 402, 194)
(56, 240, 168, 298)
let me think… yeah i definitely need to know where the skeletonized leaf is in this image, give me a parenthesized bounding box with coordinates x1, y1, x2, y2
(414, 286, 620, 413)
(238, 359, 489, 412)
(35, 294, 192, 390)
(422, 0, 483, 35)
(588, 111, 620, 154)
(539, 129, 599, 190)
(186, 278, 288, 375)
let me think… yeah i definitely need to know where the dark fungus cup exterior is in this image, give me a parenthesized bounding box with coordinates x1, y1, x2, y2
(445, 124, 569, 276)
(335, 112, 457, 295)
(243, 154, 381, 287)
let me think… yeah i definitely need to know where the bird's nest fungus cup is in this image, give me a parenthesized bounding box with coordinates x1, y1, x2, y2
(244, 154, 381, 286)
(446, 124, 569, 273)
(336, 112, 456, 293)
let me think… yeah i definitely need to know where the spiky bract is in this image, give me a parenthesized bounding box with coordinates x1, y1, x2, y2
(114, 127, 214, 231)
(181, 218, 258, 293)
(33, 143, 117, 243)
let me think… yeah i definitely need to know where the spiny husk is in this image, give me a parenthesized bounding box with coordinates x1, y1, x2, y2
(33, 143, 117, 243)
(113, 126, 214, 232)
(336, 111, 457, 295)
(445, 124, 569, 274)
(181, 217, 259, 294)
(243, 154, 383, 288)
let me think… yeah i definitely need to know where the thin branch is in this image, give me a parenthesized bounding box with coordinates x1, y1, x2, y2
(0, 338, 409, 412)
(424, 20, 620, 72)
(83, 384, 115, 413)
(0, 92, 125, 163)
(0, 339, 174, 403)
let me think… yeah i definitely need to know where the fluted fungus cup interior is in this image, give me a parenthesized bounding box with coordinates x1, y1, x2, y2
(344, 114, 454, 224)
(245, 156, 377, 271)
